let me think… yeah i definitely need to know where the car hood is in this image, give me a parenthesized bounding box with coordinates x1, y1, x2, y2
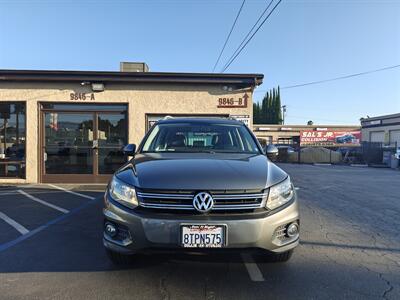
(115, 153, 288, 190)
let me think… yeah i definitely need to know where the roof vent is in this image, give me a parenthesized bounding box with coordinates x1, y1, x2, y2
(120, 62, 149, 72)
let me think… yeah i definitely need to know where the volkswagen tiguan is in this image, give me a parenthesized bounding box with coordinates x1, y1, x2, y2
(103, 118, 299, 263)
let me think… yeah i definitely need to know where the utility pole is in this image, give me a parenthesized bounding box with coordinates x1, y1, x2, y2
(281, 105, 287, 125)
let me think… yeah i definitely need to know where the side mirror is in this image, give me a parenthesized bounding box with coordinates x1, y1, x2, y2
(123, 144, 136, 156)
(265, 144, 279, 160)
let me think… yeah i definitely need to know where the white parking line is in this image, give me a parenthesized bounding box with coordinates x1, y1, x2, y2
(0, 211, 29, 235)
(17, 190, 69, 214)
(0, 192, 18, 196)
(0, 190, 59, 197)
(241, 253, 265, 282)
(47, 184, 96, 200)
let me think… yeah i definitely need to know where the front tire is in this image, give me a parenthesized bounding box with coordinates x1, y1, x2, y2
(269, 249, 293, 263)
(105, 248, 133, 265)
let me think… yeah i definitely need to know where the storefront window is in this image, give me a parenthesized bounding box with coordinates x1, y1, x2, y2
(0, 102, 26, 178)
(41, 103, 128, 181)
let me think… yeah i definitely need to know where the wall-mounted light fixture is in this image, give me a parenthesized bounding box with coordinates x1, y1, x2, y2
(222, 85, 233, 92)
(91, 83, 105, 92)
(80, 81, 104, 92)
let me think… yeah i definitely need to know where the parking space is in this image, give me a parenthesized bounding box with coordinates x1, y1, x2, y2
(0, 165, 399, 299)
(0, 185, 103, 252)
(0, 218, 21, 245)
(0, 192, 64, 231)
(13, 187, 98, 211)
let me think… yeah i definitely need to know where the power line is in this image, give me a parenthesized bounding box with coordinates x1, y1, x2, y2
(219, 0, 275, 73)
(254, 64, 400, 93)
(282, 64, 400, 89)
(212, 0, 246, 72)
(221, 0, 283, 73)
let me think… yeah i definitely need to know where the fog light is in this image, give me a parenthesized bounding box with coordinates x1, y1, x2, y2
(105, 222, 117, 237)
(286, 223, 299, 237)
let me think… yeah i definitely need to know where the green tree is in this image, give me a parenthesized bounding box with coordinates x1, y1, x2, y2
(263, 91, 269, 123)
(275, 86, 283, 124)
(266, 90, 273, 123)
(253, 102, 261, 124)
(252, 102, 257, 123)
(272, 88, 277, 123)
(253, 86, 283, 124)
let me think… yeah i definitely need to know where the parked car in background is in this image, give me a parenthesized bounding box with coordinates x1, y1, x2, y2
(275, 144, 296, 153)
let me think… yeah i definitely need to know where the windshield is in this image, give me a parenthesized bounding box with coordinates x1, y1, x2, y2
(141, 122, 260, 154)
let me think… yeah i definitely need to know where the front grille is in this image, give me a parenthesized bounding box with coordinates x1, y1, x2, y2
(136, 189, 268, 213)
(115, 225, 131, 242)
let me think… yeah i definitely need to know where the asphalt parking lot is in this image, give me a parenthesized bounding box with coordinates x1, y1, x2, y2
(0, 164, 399, 300)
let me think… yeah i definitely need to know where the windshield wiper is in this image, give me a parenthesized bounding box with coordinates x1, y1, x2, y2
(197, 150, 216, 154)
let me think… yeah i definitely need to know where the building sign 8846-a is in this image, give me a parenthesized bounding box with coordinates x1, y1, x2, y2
(70, 93, 96, 101)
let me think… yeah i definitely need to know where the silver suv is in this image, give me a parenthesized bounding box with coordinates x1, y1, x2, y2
(103, 118, 299, 263)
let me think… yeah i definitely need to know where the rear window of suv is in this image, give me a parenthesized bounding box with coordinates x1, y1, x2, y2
(141, 123, 260, 154)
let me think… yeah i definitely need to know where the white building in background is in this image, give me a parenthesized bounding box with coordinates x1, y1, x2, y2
(361, 113, 400, 146)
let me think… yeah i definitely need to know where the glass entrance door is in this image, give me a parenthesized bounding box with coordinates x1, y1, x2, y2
(44, 113, 94, 175)
(41, 104, 127, 183)
(97, 113, 127, 174)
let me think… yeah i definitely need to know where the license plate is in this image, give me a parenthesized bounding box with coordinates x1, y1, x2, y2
(181, 224, 226, 248)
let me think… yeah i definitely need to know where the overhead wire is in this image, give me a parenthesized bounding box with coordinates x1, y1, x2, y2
(254, 64, 400, 93)
(212, 0, 246, 72)
(219, 0, 275, 72)
(281, 64, 400, 89)
(221, 0, 283, 72)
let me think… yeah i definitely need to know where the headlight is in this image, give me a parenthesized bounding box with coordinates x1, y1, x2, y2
(266, 177, 294, 210)
(109, 177, 138, 209)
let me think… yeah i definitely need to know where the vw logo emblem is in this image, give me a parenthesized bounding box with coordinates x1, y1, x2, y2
(193, 192, 214, 213)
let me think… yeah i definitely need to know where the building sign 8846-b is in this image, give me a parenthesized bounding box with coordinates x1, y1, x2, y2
(217, 93, 249, 108)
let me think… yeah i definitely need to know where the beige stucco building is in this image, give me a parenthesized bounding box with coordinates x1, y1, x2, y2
(0, 63, 263, 184)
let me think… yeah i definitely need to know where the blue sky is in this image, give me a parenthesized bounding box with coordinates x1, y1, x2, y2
(1, 0, 399, 125)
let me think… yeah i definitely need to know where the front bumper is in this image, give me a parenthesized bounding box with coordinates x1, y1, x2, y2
(103, 193, 300, 254)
